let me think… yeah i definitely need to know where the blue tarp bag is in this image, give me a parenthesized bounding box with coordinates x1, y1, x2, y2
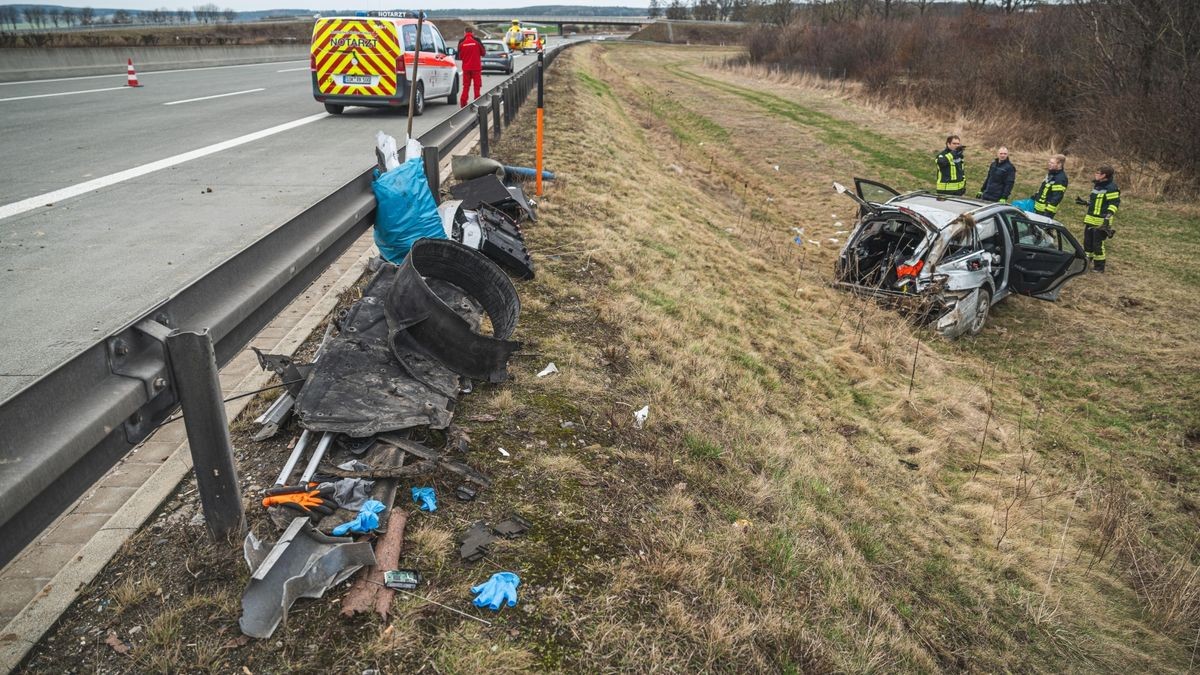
(1011, 198, 1036, 214)
(372, 157, 446, 263)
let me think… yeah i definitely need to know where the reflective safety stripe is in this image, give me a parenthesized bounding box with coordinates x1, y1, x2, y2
(936, 181, 966, 190)
(1083, 214, 1106, 225)
(1036, 203, 1059, 215)
(1050, 185, 1066, 191)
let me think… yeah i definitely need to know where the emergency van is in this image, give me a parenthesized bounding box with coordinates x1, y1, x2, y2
(518, 28, 540, 54)
(310, 12, 459, 116)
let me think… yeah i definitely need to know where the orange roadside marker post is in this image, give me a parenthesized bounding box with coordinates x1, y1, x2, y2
(535, 50, 544, 196)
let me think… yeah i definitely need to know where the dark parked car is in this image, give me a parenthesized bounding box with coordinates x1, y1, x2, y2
(480, 40, 514, 74)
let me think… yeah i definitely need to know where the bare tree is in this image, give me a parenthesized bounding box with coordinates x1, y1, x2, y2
(764, 0, 794, 25)
(177, 8, 192, 23)
(694, 0, 720, 20)
(49, 8, 61, 27)
(729, 0, 752, 21)
(113, 9, 133, 24)
(0, 6, 16, 30)
(61, 7, 78, 26)
(665, 0, 690, 20)
(222, 7, 236, 22)
(80, 6, 95, 25)
(649, 0, 662, 18)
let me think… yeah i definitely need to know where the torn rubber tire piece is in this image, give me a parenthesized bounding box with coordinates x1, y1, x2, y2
(386, 239, 521, 383)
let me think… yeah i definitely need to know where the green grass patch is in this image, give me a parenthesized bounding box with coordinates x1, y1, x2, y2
(664, 63, 928, 184)
(684, 433, 724, 460)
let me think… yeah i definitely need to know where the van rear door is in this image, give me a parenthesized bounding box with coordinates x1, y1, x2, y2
(312, 17, 399, 98)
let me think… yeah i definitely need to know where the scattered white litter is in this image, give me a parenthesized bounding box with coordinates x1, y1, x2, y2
(634, 405, 650, 429)
(834, 221, 844, 228)
(498, 448, 511, 457)
(834, 230, 848, 235)
(828, 238, 840, 244)
(809, 240, 821, 246)
(773, 165, 780, 171)
(537, 362, 559, 377)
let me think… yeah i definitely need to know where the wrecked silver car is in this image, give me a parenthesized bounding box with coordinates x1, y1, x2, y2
(833, 178, 1087, 338)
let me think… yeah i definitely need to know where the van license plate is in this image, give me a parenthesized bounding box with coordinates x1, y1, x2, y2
(343, 75, 372, 85)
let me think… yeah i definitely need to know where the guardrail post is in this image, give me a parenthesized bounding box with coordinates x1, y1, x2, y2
(422, 144, 440, 202)
(165, 328, 244, 543)
(476, 103, 490, 158)
(492, 94, 501, 140)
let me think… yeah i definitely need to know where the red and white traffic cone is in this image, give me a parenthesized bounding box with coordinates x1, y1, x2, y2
(126, 58, 142, 87)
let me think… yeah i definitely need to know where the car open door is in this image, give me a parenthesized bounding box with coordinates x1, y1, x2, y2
(1005, 214, 1086, 301)
(854, 178, 900, 204)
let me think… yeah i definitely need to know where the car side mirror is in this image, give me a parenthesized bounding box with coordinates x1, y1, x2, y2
(446, 47, 456, 56)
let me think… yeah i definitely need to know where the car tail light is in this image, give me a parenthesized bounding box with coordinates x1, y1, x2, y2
(896, 260, 924, 279)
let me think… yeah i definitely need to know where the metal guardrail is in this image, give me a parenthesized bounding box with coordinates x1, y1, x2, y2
(0, 42, 571, 568)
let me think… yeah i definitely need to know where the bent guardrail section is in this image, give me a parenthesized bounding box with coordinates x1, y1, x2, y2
(0, 42, 570, 568)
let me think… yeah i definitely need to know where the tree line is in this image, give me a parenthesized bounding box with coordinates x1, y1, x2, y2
(0, 4, 238, 30)
(738, 0, 1200, 191)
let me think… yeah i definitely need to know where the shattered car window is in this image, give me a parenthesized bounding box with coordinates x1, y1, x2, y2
(1012, 218, 1061, 251)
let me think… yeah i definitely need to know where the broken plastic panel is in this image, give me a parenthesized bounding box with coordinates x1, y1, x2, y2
(295, 264, 477, 435)
(240, 518, 377, 639)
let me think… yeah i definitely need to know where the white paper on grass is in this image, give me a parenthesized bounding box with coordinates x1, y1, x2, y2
(634, 405, 649, 429)
(537, 362, 559, 377)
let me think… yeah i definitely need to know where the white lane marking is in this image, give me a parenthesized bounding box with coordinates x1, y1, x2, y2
(0, 86, 129, 102)
(0, 112, 328, 222)
(277, 67, 311, 73)
(0, 60, 308, 87)
(163, 87, 265, 106)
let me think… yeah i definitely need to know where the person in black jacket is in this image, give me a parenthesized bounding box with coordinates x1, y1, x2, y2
(976, 147, 1015, 203)
(1078, 165, 1121, 272)
(935, 135, 965, 195)
(1033, 154, 1068, 217)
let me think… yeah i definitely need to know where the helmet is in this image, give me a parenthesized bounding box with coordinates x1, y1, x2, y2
(511, 19, 519, 24)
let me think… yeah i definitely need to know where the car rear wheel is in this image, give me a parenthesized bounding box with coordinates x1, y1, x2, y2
(412, 82, 425, 116)
(324, 102, 344, 115)
(447, 74, 459, 106)
(968, 287, 992, 336)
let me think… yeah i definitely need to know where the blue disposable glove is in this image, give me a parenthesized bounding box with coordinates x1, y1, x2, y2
(331, 499, 385, 536)
(411, 486, 437, 512)
(471, 572, 520, 611)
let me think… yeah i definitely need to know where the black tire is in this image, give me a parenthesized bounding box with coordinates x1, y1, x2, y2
(507, 65, 513, 75)
(324, 102, 344, 115)
(447, 74, 459, 106)
(967, 287, 992, 336)
(412, 82, 425, 116)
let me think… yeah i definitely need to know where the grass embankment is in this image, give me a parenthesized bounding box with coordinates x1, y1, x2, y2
(20, 43, 1199, 673)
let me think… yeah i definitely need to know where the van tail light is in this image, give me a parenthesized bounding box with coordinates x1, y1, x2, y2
(896, 260, 924, 279)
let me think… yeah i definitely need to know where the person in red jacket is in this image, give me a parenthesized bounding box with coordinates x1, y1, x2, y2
(456, 28, 486, 107)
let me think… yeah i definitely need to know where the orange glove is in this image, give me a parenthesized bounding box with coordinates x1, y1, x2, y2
(261, 484, 338, 518)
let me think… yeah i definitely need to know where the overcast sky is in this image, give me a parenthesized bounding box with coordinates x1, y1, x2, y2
(14, 1, 646, 11)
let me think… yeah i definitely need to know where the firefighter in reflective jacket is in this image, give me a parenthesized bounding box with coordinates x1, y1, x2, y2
(1033, 154, 1068, 217)
(935, 134, 965, 195)
(1077, 164, 1121, 273)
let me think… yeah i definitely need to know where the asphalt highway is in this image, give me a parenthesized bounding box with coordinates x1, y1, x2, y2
(0, 43, 552, 401)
